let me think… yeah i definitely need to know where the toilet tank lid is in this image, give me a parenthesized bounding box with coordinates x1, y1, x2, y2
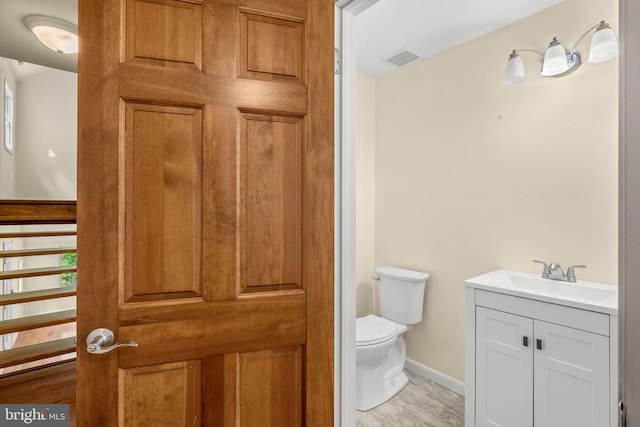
(374, 266, 429, 282)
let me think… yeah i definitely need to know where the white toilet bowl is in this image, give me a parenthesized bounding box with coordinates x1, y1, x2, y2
(356, 314, 410, 411)
(355, 266, 429, 411)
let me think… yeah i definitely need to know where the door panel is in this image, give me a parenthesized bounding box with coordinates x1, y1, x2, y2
(239, 12, 304, 83)
(533, 320, 609, 427)
(201, 347, 303, 427)
(240, 113, 303, 292)
(239, 346, 302, 427)
(119, 360, 202, 426)
(77, 0, 333, 424)
(124, 103, 203, 302)
(125, 0, 204, 70)
(476, 307, 533, 427)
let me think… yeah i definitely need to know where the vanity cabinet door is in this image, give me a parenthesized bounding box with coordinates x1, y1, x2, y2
(476, 307, 534, 427)
(533, 320, 609, 427)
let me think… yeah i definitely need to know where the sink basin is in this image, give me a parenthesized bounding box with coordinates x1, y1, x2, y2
(465, 269, 618, 313)
(507, 274, 616, 302)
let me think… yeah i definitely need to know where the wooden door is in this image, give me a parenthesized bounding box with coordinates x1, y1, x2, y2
(76, 0, 334, 425)
(533, 320, 609, 427)
(475, 307, 533, 427)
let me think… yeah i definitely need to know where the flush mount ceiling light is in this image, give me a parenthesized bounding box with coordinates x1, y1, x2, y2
(24, 16, 78, 55)
(503, 20, 618, 85)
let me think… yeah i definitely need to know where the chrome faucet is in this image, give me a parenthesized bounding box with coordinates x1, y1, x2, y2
(566, 264, 587, 282)
(532, 260, 586, 283)
(548, 262, 567, 280)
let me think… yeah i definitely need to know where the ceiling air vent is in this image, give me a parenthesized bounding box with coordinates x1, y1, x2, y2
(384, 47, 421, 67)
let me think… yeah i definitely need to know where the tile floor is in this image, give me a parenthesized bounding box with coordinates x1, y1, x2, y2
(356, 371, 465, 427)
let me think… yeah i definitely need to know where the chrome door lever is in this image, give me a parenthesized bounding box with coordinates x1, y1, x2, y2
(86, 328, 138, 354)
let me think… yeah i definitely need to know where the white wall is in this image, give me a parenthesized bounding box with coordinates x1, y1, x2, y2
(0, 57, 17, 198)
(357, 0, 618, 382)
(15, 68, 77, 200)
(14, 69, 77, 316)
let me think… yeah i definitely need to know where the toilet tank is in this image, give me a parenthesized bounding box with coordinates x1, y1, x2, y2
(375, 266, 429, 325)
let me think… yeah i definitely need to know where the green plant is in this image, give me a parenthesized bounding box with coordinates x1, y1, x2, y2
(62, 252, 77, 286)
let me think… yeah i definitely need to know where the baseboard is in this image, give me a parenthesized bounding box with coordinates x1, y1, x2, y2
(404, 358, 465, 396)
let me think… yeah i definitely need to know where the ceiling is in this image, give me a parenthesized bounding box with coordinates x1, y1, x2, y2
(0, 0, 565, 79)
(0, 0, 77, 75)
(357, 0, 564, 78)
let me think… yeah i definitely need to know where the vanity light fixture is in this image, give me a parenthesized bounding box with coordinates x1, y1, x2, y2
(503, 20, 618, 85)
(24, 16, 78, 55)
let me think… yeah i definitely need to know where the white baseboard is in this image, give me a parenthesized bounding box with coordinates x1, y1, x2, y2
(404, 358, 465, 396)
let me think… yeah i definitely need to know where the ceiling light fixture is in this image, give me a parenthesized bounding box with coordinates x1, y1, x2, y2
(24, 16, 78, 55)
(503, 20, 618, 85)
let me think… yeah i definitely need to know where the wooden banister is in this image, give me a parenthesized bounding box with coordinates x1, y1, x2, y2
(0, 309, 77, 335)
(0, 286, 77, 307)
(0, 199, 78, 381)
(0, 231, 76, 239)
(0, 338, 77, 369)
(0, 200, 76, 225)
(0, 266, 76, 281)
(0, 247, 76, 258)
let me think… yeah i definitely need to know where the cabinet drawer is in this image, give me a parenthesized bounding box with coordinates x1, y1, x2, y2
(476, 289, 610, 336)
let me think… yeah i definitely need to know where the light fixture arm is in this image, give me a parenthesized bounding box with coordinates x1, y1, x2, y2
(511, 49, 545, 57)
(568, 20, 606, 54)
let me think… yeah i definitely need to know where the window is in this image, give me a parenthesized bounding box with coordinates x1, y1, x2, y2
(4, 79, 14, 155)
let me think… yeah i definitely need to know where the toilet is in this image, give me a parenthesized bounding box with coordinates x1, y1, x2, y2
(355, 266, 429, 411)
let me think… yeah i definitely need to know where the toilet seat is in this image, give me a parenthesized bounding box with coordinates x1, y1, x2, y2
(356, 315, 397, 346)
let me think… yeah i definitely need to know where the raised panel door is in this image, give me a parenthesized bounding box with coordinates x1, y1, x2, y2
(476, 306, 534, 427)
(76, 0, 333, 425)
(533, 320, 609, 427)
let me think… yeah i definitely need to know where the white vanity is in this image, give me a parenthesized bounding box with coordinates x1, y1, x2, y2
(464, 270, 618, 427)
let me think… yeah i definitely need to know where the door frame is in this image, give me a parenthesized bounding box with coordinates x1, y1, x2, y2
(619, 0, 639, 423)
(334, 1, 379, 425)
(337, 0, 634, 425)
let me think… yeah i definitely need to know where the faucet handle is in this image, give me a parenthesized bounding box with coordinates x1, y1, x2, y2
(532, 260, 550, 278)
(566, 265, 586, 282)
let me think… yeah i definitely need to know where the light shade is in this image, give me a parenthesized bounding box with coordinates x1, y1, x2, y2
(503, 51, 525, 85)
(24, 16, 78, 55)
(541, 37, 568, 76)
(588, 22, 619, 63)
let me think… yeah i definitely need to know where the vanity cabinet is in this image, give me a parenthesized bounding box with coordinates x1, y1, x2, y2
(465, 275, 618, 427)
(475, 306, 609, 427)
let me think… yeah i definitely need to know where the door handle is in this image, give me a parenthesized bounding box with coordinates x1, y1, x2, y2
(536, 339, 543, 350)
(523, 336, 529, 347)
(86, 328, 138, 354)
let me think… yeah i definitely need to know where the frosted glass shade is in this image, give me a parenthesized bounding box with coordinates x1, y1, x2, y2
(588, 25, 619, 63)
(541, 38, 569, 76)
(24, 16, 78, 55)
(503, 52, 525, 85)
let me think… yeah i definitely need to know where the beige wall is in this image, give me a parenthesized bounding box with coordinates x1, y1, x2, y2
(356, 73, 377, 317)
(359, 0, 618, 382)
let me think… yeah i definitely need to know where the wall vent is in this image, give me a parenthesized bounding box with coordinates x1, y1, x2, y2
(384, 47, 422, 67)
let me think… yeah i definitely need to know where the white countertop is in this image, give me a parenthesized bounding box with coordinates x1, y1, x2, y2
(465, 269, 618, 315)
